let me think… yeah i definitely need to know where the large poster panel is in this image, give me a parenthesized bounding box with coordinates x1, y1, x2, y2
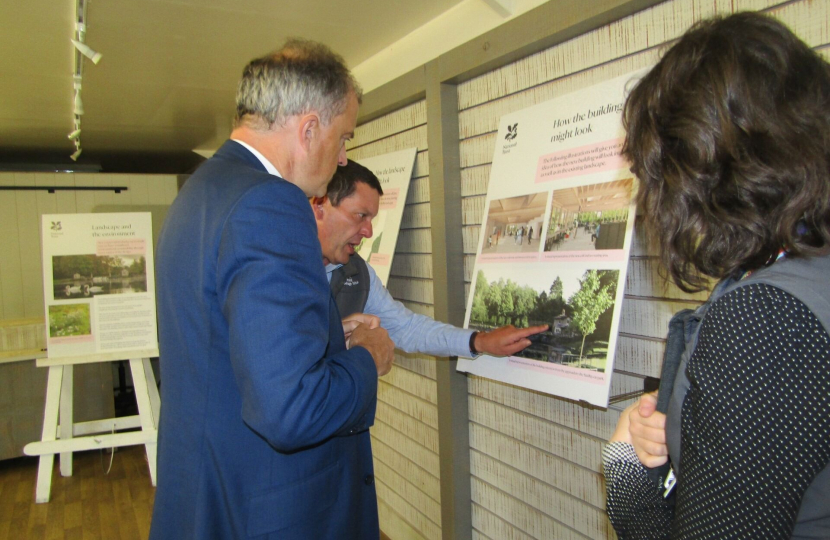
(458, 71, 642, 407)
(41, 213, 158, 359)
(353, 148, 417, 286)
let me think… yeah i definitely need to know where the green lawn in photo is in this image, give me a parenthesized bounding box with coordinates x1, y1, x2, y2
(49, 303, 91, 337)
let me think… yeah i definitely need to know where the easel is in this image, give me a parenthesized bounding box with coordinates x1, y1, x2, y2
(23, 348, 160, 503)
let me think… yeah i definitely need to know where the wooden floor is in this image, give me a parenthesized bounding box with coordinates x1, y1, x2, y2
(0, 446, 155, 540)
(0, 447, 395, 540)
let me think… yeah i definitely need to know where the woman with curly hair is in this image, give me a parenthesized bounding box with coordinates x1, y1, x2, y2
(604, 11, 830, 539)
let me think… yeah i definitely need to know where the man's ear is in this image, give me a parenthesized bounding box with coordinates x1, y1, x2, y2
(310, 196, 327, 219)
(298, 113, 320, 153)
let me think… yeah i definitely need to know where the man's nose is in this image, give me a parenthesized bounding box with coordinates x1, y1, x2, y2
(362, 221, 373, 238)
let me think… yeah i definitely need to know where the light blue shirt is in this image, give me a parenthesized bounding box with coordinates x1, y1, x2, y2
(326, 261, 475, 358)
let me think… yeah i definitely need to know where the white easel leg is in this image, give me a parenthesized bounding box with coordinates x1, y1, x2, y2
(35, 366, 63, 503)
(130, 358, 158, 486)
(59, 364, 74, 477)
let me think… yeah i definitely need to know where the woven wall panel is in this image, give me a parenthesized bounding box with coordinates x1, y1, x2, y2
(378, 382, 440, 434)
(350, 100, 427, 148)
(407, 176, 431, 205)
(625, 259, 710, 301)
(619, 297, 702, 339)
(387, 277, 434, 305)
(461, 196, 486, 227)
(469, 395, 604, 472)
(376, 479, 442, 540)
(371, 420, 441, 478)
(395, 229, 433, 254)
(471, 451, 608, 539)
(391, 254, 433, 280)
(400, 202, 432, 229)
(472, 505, 536, 540)
(378, 498, 429, 540)
(614, 336, 665, 378)
(468, 376, 619, 440)
(375, 457, 442, 527)
(462, 225, 480, 254)
(456, 0, 781, 110)
(610, 371, 646, 398)
(348, 125, 428, 162)
(374, 437, 441, 502)
(471, 479, 598, 540)
(413, 151, 430, 179)
(461, 164, 491, 197)
(381, 362, 438, 404)
(394, 351, 438, 380)
(470, 425, 605, 508)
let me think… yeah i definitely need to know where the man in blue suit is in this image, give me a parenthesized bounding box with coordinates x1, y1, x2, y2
(150, 39, 394, 540)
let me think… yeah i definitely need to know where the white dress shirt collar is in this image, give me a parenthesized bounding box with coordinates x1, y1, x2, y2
(230, 139, 283, 179)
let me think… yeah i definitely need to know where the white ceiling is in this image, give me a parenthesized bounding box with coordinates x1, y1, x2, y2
(0, 0, 466, 171)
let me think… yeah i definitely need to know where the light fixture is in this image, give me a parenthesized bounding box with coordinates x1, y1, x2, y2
(68, 129, 81, 140)
(73, 91, 84, 116)
(70, 148, 82, 161)
(71, 39, 102, 64)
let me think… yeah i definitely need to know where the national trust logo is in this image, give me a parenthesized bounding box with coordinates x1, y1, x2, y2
(502, 122, 519, 154)
(49, 220, 65, 238)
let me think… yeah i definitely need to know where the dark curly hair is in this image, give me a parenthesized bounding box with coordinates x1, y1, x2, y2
(623, 11, 830, 292)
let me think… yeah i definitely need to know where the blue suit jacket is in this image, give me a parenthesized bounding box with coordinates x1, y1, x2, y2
(150, 141, 380, 539)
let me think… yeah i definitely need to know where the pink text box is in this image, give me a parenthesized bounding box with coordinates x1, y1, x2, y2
(536, 139, 625, 183)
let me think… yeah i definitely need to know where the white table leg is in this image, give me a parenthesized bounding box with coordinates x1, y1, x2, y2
(59, 364, 74, 477)
(130, 358, 158, 486)
(34, 366, 63, 503)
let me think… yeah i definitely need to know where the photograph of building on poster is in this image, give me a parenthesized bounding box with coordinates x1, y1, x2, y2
(481, 192, 547, 254)
(544, 178, 633, 252)
(469, 264, 618, 372)
(52, 254, 148, 299)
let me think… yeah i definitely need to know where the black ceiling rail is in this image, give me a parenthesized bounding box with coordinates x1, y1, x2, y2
(0, 186, 128, 194)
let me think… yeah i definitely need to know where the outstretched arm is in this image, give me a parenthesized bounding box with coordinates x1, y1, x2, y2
(473, 324, 548, 357)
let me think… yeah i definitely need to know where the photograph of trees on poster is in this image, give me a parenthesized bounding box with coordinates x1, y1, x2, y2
(52, 254, 148, 299)
(470, 265, 618, 371)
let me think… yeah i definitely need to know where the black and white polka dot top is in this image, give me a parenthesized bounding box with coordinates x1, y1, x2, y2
(604, 280, 830, 539)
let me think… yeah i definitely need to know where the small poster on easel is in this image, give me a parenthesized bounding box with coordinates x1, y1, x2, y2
(41, 213, 158, 359)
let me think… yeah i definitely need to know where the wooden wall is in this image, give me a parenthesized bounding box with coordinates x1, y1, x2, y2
(354, 1, 830, 539)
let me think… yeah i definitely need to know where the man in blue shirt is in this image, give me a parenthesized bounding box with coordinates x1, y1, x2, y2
(312, 160, 547, 358)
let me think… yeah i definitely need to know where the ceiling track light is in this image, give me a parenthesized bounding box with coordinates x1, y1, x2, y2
(71, 39, 102, 64)
(74, 90, 84, 116)
(69, 0, 99, 162)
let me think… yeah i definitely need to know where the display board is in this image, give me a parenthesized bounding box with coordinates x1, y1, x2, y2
(41, 213, 158, 358)
(353, 148, 418, 285)
(459, 71, 642, 407)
